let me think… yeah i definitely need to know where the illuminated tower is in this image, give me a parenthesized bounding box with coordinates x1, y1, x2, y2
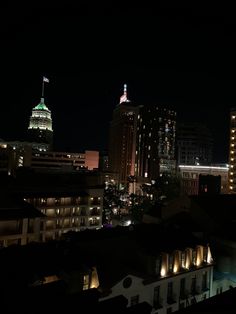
(135, 105, 176, 180)
(28, 77, 53, 150)
(109, 84, 138, 187)
(229, 108, 236, 192)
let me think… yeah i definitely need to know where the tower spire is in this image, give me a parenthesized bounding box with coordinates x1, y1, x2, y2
(119, 83, 129, 104)
(41, 76, 50, 100)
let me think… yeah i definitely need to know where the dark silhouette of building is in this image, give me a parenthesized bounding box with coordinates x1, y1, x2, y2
(177, 124, 213, 166)
(108, 85, 138, 187)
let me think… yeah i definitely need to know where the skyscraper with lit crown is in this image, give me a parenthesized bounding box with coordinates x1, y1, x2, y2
(108, 84, 138, 187)
(28, 77, 53, 151)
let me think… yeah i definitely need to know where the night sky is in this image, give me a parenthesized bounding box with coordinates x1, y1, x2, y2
(1, 4, 236, 162)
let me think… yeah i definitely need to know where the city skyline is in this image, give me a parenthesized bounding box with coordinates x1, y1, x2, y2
(1, 4, 236, 162)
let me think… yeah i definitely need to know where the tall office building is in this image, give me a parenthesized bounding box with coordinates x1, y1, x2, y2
(177, 123, 213, 166)
(108, 85, 138, 186)
(229, 108, 236, 192)
(135, 105, 176, 181)
(28, 97, 53, 150)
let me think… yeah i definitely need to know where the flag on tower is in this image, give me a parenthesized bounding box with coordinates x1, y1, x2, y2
(43, 76, 49, 83)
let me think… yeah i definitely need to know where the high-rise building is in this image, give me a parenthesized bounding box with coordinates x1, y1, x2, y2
(135, 105, 176, 181)
(177, 123, 213, 166)
(228, 108, 236, 192)
(28, 97, 53, 150)
(108, 85, 138, 186)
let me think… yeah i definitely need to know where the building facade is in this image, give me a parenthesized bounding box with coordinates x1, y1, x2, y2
(228, 108, 236, 192)
(177, 124, 213, 166)
(0, 197, 45, 248)
(24, 188, 103, 241)
(28, 97, 53, 150)
(135, 105, 176, 182)
(178, 165, 229, 195)
(26, 150, 99, 171)
(100, 243, 214, 313)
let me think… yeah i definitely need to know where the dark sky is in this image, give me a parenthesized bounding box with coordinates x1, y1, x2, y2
(1, 4, 236, 162)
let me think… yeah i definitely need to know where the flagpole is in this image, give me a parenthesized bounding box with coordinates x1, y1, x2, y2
(42, 78, 44, 98)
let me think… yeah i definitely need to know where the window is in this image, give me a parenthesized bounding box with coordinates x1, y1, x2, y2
(192, 250, 196, 265)
(191, 276, 197, 295)
(169, 255, 173, 272)
(167, 282, 173, 303)
(180, 278, 186, 299)
(181, 252, 185, 268)
(202, 271, 208, 291)
(179, 303, 185, 309)
(153, 286, 160, 307)
(130, 295, 139, 306)
(83, 275, 89, 290)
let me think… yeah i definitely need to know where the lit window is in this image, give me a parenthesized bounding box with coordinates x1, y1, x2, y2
(232, 129, 235, 133)
(231, 144, 235, 147)
(230, 179, 233, 183)
(232, 137, 235, 140)
(231, 165, 234, 168)
(231, 158, 234, 161)
(230, 172, 234, 175)
(231, 151, 234, 154)
(230, 186, 233, 190)
(233, 116, 236, 119)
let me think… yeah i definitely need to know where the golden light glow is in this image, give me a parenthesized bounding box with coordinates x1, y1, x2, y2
(232, 115, 236, 119)
(230, 172, 234, 175)
(160, 267, 166, 277)
(207, 246, 213, 264)
(230, 186, 233, 190)
(232, 129, 235, 133)
(231, 151, 234, 154)
(231, 144, 235, 147)
(232, 137, 235, 140)
(230, 179, 233, 182)
(173, 265, 178, 273)
(231, 158, 234, 161)
(231, 165, 234, 168)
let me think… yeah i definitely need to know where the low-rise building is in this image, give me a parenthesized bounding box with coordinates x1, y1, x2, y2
(96, 225, 214, 314)
(24, 188, 103, 241)
(178, 165, 229, 195)
(0, 194, 45, 247)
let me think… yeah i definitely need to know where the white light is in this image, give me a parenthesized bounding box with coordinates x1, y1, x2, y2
(232, 116, 236, 119)
(160, 268, 166, 277)
(179, 165, 229, 171)
(230, 186, 233, 190)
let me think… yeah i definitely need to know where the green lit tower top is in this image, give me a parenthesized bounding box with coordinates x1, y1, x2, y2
(28, 97, 53, 131)
(28, 77, 53, 150)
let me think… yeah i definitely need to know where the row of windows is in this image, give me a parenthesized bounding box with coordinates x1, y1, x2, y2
(130, 272, 208, 309)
